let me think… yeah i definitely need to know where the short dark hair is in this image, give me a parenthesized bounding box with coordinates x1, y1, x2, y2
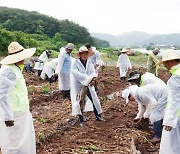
(175, 59, 180, 62)
(85, 43, 91, 49)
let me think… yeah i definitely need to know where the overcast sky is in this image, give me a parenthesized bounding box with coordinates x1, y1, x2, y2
(1, 0, 180, 35)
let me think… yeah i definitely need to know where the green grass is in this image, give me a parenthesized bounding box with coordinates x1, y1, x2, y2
(39, 117, 46, 123)
(129, 54, 148, 67)
(101, 52, 148, 67)
(79, 145, 102, 152)
(41, 84, 50, 94)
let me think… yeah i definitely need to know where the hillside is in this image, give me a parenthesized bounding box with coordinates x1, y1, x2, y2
(91, 31, 180, 47)
(0, 6, 109, 49)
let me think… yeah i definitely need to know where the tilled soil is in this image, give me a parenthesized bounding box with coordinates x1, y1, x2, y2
(24, 66, 170, 154)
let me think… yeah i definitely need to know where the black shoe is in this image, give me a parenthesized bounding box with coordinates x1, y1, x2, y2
(120, 77, 123, 82)
(80, 122, 84, 127)
(96, 116, 106, 121)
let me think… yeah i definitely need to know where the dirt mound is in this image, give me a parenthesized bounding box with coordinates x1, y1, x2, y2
(23, 67, 169, 153)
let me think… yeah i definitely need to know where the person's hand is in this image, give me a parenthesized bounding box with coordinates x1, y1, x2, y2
(5, 121, 14, 127)
(89, 77, 96, 86)
(53, 74, 58, 81)
(94, 64, 99, 69)
(164, 125, 172, 131)
(133, 118, 140, 123)
(143, 118, 149, 121)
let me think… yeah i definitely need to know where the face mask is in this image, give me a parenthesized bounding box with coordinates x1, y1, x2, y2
(18, 64, 25, 72)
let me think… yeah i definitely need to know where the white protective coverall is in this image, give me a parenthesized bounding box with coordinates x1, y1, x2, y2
(70, 58, 102, 116)
(55, 47, 72, 90)
(41, 58, 58, 79)
(89, 48, 104, 75)
(129, 84, 167, 124)
(116, 53, 132, 77)
(0, 65, 36, 154)
(34, 51, 48, 71)
(140, 72, 166, 86)
(160, 64, 180, 154)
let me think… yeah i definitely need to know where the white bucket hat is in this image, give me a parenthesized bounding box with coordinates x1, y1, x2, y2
(156, 50, 180, 65)
(122, 85, 139, 103)
(0, 42, 36, 65)
(74, 46, 94, 58)
(65, 43, 74, 50)
(121, 47, 131, 53)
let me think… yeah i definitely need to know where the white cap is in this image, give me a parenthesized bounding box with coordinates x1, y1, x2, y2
(121, 85, 139, 103)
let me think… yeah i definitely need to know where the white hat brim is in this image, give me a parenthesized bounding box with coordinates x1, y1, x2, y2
(73, 51, 94, 59)
(0, 48, 36, 65)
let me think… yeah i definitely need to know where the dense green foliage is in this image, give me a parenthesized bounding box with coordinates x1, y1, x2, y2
(0, 28, 66, 56)
(0, 6, 109, 55)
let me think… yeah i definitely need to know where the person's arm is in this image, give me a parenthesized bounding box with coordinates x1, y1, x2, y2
(143, 101, 157, 118)
(134, 103, 146, 120)
(163, 75, 180, 130)
(0, 68, 16, 126)
(38, 52, 47, 63)
(71, 61, 93, 86)
(94, 51, 101, 68)
(136, 90, 157, 119)
(127, 55, 132, 69)
(116, 56, 120, 68)
(55, 50, 66, 74)
(147, 54, 152, 72)
(151, 53, 159, 65)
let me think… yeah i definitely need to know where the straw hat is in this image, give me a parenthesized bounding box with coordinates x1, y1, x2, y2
(121, 47, 130, 53)
(156, 50, 180, 65)
(0, 42, 36, 65)
(73, 46, 94, 58)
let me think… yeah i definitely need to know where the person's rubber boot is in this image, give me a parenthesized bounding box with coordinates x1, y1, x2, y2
(62, 90, 67, 99)
(123, 77, 126, 82)
(49, 76, 54, 83)
(38, 70, 42, 76)
(66, 90, 71, 100)
(120, 77, 123, 82)
(79, 115, 84, 126)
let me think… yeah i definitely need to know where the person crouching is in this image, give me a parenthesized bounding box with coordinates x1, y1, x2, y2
(122, 84, 167, 142)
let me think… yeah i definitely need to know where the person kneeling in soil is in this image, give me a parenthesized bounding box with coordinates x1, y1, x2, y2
(122, 84, 167, 142)
(70, 46, 105, 126)
(41, 58, 58, 83)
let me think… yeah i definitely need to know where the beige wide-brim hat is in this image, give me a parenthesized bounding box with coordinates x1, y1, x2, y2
(74, 46, 94, 59)
(156, 50, 180, 65)
(121, 47, 131, 53)
(0, 42, 36, 65)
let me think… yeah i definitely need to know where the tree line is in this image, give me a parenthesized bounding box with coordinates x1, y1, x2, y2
(0, 7, 110, 55)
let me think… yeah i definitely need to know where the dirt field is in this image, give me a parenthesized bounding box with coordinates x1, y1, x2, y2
(24, 66, 170, 154)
